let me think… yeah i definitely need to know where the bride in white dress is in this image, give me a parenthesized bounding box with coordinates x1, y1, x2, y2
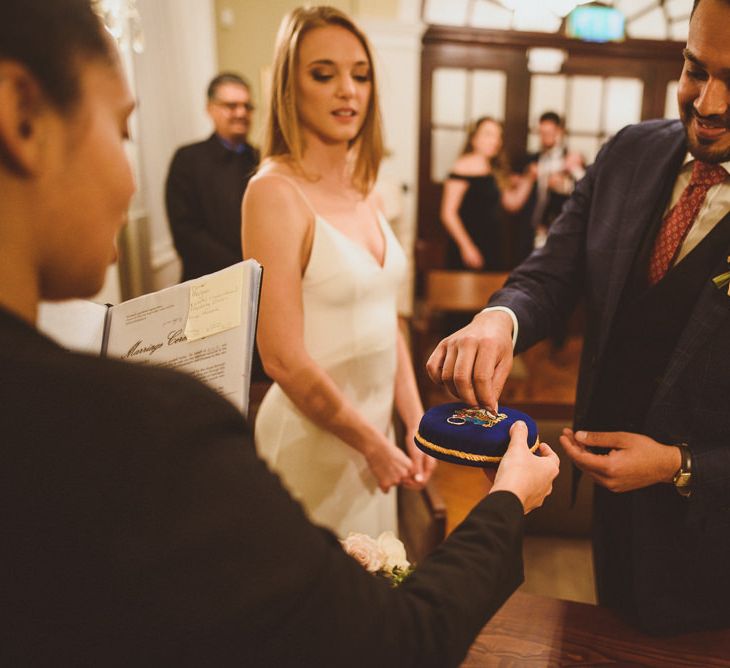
(242, 6, 436, 538)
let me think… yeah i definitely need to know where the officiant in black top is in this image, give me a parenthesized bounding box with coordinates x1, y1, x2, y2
(0, 2, 560, 665)
(165, 72, 259, 282)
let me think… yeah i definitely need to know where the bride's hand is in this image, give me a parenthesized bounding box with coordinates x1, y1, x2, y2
(364, 435, 414, 492)
(402, 427, 437, 490)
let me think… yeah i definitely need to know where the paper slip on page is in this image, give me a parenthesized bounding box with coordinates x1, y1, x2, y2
(184, 265, 243, 342)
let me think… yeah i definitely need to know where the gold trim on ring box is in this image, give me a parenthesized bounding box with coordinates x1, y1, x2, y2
(414, 431, 540, 463)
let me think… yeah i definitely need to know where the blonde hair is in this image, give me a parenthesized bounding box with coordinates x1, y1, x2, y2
(263, 5, 383, 195)
(462, 116, 510, 191)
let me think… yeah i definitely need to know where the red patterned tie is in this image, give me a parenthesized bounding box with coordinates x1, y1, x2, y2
(648, 160, 727, 285)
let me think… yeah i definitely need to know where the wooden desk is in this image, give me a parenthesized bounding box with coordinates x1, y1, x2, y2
(423, 271, 509, 312)
(462, 591, 730, 667)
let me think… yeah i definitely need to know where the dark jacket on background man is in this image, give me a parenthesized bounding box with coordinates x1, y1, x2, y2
(165, 134, 259, 282)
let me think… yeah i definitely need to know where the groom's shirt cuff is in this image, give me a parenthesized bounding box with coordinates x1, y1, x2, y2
(480, 306, 518, 350)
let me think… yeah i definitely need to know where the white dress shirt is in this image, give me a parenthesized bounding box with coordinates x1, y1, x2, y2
(669, 155, 730, 264)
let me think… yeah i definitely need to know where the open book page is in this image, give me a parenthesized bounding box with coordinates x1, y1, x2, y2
(37, 299, 109, 355)
(104, 261, 261, 415)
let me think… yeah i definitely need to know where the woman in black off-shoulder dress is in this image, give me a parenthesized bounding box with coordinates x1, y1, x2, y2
(441, 117, 535, 271)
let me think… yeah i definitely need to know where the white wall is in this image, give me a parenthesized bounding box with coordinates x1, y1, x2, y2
(362, 16, 424, 316)
(130, 0, 219, 292)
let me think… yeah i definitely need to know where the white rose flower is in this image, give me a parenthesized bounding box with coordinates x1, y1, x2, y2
(376, 531, 410, 571)
(341, 533, 386, 573)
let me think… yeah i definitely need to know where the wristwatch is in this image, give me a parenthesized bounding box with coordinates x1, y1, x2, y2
(672, 443, 693, 497)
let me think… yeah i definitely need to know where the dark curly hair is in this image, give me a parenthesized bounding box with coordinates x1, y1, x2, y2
(0, 0, 111, 113)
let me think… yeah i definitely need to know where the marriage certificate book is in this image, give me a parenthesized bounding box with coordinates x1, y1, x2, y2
(37, 260, 262, 417)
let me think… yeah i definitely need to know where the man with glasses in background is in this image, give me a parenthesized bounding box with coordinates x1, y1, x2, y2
(166, 72, 259, 282)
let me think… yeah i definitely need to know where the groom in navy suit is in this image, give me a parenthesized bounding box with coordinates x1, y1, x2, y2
(429, 0, 730, 635)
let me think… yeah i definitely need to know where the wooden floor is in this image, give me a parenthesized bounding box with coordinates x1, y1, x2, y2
(423, 333, 597, 604)
(431, 463, 596, 604)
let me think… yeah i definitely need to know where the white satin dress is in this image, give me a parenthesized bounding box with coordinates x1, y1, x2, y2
(254, 184, 406, 538)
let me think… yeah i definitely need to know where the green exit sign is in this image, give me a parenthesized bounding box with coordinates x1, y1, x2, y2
(567, 6, 625, 43)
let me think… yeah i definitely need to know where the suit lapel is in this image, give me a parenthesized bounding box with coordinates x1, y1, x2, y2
(651, 238, 730, 408)
(595, 127, 687, 360)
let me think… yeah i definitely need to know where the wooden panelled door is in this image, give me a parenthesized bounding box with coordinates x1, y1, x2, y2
(417, 26, 684, 274)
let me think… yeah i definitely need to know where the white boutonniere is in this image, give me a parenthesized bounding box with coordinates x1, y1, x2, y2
(341, 531, 414, 586)
(712, 255, 730, 296)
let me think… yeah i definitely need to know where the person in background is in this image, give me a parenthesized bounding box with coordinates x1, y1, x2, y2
(0, 3, 559, 665)
(440, 116, 536, 271)
(428, 0, 730, 636)
(525, 111, 585, 250)
(243, 6, 436, 538)
(516, 112, 586, 350)
(166, 72, 259, 282)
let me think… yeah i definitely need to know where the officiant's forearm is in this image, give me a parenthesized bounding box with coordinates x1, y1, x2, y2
(390, 490, 524, 666)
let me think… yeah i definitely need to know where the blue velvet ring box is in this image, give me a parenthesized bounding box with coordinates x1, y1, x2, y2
(414, 402, 539, 468)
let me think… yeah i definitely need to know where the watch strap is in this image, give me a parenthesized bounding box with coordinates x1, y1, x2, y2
(672, 443, 692, 497)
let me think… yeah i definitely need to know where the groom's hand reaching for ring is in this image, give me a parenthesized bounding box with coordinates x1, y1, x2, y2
(426, 309, 514, 413)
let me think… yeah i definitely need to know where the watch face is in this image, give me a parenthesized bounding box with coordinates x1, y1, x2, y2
(675, 472, 691, 487)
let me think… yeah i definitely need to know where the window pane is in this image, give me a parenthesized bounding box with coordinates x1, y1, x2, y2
(665, 81, 679, 119)
(512, 7, 561, 32)
(470, 70, 507, 122)
(604, 77, 643, 134)
(616, 0, 655, 18)
(432, 128, 466, 182)
(527, 132, 541, 154)
(423, 0, 469, 25)
(626, 6, 667, 40)
(665, 0, 693, 19)
(567, 76, 603, 134)
(471, 0, 512, 29)
(670, 19, 689, 42)
(567, 135, 601, 166)
(433, 68, 467, 126)
(529, 75, 566, 128)
(528, 48, 566, 74)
